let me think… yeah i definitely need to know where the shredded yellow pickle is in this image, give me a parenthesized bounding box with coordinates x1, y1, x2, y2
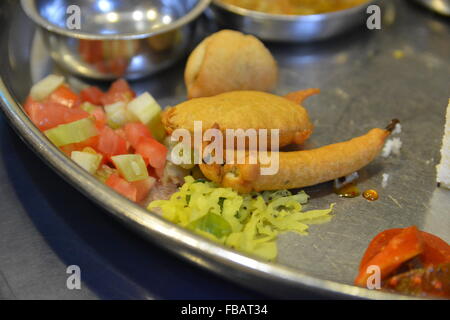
(148, 176, 335, 261)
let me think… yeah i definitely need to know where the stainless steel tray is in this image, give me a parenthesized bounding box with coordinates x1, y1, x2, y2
(1, 0, 449, 299)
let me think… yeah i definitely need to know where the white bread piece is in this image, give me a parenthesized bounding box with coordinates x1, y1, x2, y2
(437, 100, 450, 189)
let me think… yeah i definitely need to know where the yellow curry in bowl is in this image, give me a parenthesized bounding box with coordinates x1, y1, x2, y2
(219, 0, 370, 15)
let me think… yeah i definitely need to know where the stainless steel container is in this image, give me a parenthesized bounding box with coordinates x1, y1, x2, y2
(211, 0, 378, 42)
(21, 0, 211, 80)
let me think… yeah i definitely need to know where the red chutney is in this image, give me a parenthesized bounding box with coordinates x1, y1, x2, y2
(355, 226, 450, 298)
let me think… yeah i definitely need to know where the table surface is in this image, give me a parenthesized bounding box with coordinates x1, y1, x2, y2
(1, 0, 449, 300)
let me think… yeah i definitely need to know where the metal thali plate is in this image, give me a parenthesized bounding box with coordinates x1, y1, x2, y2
(0, 0, 449, 299)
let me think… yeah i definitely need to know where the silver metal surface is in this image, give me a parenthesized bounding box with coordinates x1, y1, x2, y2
(21, 0, 211, 79)
(211, 0, 378, 42)
(413, 0, 450, 16)
(1, 0, 450, 299)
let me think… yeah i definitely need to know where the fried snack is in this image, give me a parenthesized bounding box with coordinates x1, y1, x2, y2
(162, 90, 315, 148)
(185, 30, 278, 99)
(200, 121, 398, 193)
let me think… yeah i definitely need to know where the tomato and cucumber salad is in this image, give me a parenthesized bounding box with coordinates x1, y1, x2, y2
(24, 74, 168, 203)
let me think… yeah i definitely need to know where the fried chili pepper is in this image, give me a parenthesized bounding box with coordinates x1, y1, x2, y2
(200, 121, 397, 193)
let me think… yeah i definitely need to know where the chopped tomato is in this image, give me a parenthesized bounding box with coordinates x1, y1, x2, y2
(124, 122, 153, 149)
(97, 127, 128, 160)
(80, 86, 104, 105)
(105, 174, 137, 202)
(26, 101, 89, 131)
(100, 79, 135, 105)
(114, 128, 131, 150)
(135, 137, 168, 169)
(47, 85, 80, 108)
(355, 226, 424, 287)
(114, 128, 127, 140)
(24, 78, 168, 202)
(60, 135, 100, 156)
(91, 106, 107, 130)
(63, 108, 90, 124)
(23, 96, 41, 115)
(131, 177, 156, 202)
(358, 228, 403, 273)
(421, 232, 450, 267)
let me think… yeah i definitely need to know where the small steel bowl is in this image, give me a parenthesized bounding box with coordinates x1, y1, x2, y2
(211, 0, 378, 42)
(21, 0, 211, 80)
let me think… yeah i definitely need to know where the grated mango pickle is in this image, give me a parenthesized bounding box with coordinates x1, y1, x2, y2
(148, 176, 335, 261)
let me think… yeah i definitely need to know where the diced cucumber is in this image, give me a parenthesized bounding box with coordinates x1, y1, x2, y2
(105, 101, 128, 129)
(80, 102, 99, 114)
(125, 109, 139, 123)
(127, 92, 166, 141)
(127, 92, 161, 124)
(71, 151, 103, 174)
(30, 74, 65, 101)
(44, 117, 98, 147)
(95, 165, 117, 183)
(111, 154, 149, 182)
